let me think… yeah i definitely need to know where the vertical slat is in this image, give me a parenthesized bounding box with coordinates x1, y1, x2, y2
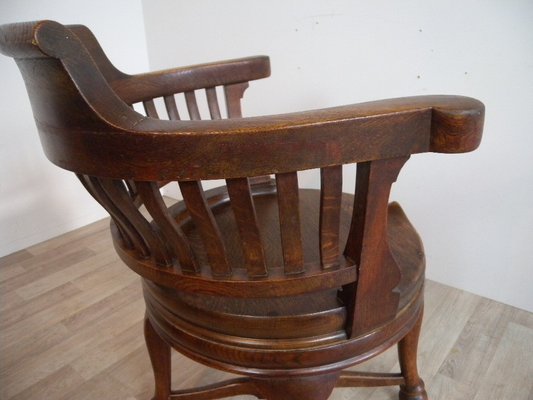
(143, 99, 159, 118)
(226, 178, 267, 277)
(77, 174, 134, 250)
(275, 172, 304, 275)
(136, 181, 198, 273)
(99, 178, 171, 265)
(205, 87, 222, 120)
(319, 165, 343, 269)
(184, 91, 201, 120)
(343, 156, 409, 337)
(224, 82, 249, 118)
(163, 95, 181, 120)
(178, 180, 231, 277)
(78, 175, 148, 256)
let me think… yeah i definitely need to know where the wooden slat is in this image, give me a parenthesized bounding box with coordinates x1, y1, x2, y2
(319, 166, 343, 269)
(226, 178, 267, 277)
(184, 91, 201, 120)
(205, 87, 222, 120)
(275, 172, 304, 275)
(78, 174, 140, 253)
(98, 178, 171, 265)
(142, 99, 159, 118)
(135, 181, 197, 273)
(178, 180, 230, 276)
(223, 82, 249, 118)
(78, 174, 133, 249)
(163, 95, 180, 120)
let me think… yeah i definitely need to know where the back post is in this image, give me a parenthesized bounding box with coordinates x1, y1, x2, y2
(343, 156, 409, 337)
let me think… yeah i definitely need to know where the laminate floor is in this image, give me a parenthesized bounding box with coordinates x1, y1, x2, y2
(1, 218, 532, 399)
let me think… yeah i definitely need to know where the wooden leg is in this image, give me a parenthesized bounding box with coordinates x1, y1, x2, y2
(145, 316, 171, 400)
(398, 310, 428, 400)
(254, 373, 339, 400)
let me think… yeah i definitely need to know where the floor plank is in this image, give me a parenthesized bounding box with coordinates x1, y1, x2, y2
(472, 322, 533, 400)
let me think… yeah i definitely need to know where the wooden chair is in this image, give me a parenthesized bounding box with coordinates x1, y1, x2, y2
(0, 20, 484, 400)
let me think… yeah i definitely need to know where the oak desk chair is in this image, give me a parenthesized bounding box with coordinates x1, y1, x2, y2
(0, 20, 484, 400)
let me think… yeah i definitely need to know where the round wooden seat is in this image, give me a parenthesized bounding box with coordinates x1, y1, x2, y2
(137, 186, 425, 375)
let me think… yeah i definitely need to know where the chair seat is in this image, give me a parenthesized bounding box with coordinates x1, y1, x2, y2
(141, 185, 425, 349)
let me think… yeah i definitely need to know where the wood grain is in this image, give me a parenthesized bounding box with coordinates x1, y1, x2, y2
(275, 172, 305, 275)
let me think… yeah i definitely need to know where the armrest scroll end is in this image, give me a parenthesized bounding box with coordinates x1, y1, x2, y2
(430, 96, 485, 153)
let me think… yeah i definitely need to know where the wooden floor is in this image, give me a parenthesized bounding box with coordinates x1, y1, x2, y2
(1, 218, 532, 400)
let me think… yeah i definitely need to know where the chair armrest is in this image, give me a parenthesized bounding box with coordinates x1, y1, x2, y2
(110, 56, 271, 104)
(66, 24, 270, 105)
(40, 95, 484, 181)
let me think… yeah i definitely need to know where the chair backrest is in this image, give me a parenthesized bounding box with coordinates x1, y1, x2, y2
(0, 20, 484, 337)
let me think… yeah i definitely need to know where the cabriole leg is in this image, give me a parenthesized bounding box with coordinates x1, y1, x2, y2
(398, 309, 428, 400)
(144, 316, 171, 400)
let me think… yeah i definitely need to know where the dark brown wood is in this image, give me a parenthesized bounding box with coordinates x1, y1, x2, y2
(99, 177, 171, 265)
(254, 373, 340, 400)
(319, 165, 343, 269)
(164, 95, 181, 120)
(66, 23, 126, 82)
(226, 178, 267, 277)
(275, 172, 305, 275)
(170, 378, 260, 399)
(30, 95, 483, 181)
(398, 309, 428, 400)
(136, 181, 197, 272)
(76, 174, 132, 250)
(184, 91, 201, 120)
(144, 281, 423, 373)
(224, 82, 249, 118)
(336, 371, 405, 387)
(178, 180, 230, 277)
(205, 87, 222, 120)
(143, 99, 159, 118)
(112, 57, 270, 105)
(0, 20, 484, 400)
(126, 189, 360, 297)
(343, 157, 408, 337)
(79, 175, 147, 255)
(145, 316, 171, 400)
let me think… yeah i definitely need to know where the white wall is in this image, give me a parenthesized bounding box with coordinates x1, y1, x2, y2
(142, 0, 533, 311)
(0, 1, 149, 256)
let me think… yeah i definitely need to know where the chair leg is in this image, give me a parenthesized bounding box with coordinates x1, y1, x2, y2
(144, 316, 171, 400)
(398, 310, 428, 400)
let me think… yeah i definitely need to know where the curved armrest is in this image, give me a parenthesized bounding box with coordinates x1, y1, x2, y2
(43, 95, 482, 181)
(65, 24, 270, 104)
(110, 56, 271, 104)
